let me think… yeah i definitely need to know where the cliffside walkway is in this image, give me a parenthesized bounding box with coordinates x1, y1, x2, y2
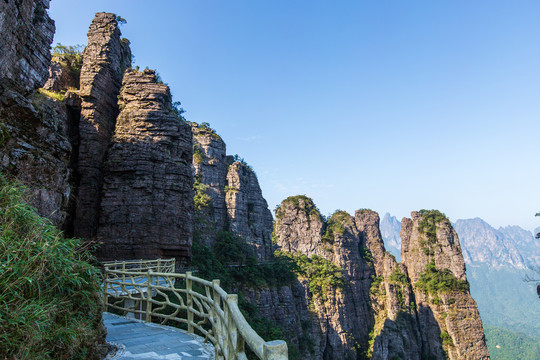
(102, 258, 288, 360)
(104, 312, 211, 359)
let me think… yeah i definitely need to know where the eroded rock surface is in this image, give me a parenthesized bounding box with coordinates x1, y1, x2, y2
(225, 162, 273, 260)
(0, 0, 55, 92)
(401, 211, 490, 360)
(96, 69, 193, 263)
(73, 12, 131, 240)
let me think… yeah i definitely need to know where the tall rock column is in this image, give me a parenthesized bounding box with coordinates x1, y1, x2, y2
(191, 123, 228, 244)
(401, 210, 490, 360)
(354, 210, 421, 360)
(225, 161, 273, 260)
(96, 69, 193, 264)
(73, 12, 131, 239)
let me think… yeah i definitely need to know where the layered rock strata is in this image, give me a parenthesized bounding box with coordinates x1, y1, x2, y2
(274, 198, 375, 359)
(0, 0, 55, 91)
(226, 162, 273, 260)
(192, 124, 228, 244)
(73, 12, 131, 239)
(191, 124, 273, 260)
(96, 69, 193, 263)
(401, 211, 490, 359)
(0, 0, 72, 226)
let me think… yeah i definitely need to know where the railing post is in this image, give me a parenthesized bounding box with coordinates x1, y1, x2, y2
(263, 340, 289, 360)
(104, 276, 109, 312)
(146, 270, 153, 323)
(226, 294, 238, 359)
(212, 280, 222, 359)
(186, 271, 194, 333)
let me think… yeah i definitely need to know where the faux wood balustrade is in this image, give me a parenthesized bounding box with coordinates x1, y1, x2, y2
(103, 259, 288, 360)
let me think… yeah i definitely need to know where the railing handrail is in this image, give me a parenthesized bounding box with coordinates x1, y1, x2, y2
(103, 259, 288, 360)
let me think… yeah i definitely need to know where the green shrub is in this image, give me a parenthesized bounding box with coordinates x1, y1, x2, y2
(415, 261, 469, 296)
(193, 177, 212, 213)
(51, 43, 83, 82)
(389, 268, 409, 285)
(322, 210, 350, 242)
(0, 177, 103, 359)
(193, 143, 204, 164)
(275, 195, 321, 222)
(370, 275, 384, 296)
(278, 251, 344, 301)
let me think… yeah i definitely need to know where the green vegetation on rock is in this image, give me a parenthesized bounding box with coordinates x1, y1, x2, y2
(0, 177, 103, 360)
(415, 261, 469, 297)
(51, 43, 84, 82)
(193, 177, 212, 213)
(275, 195, 321, 222)
(277, 251, 344, 301)
(322, 210, 350, 242)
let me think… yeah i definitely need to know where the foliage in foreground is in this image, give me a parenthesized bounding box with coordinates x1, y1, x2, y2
(0, 177, 103, 360)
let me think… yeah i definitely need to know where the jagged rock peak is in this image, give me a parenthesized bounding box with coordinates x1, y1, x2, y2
(274, 195, 325, 256)
(401, 210, 466, 283)
(401, 210, 490, 359)
(225, 160, 273, 260)
(190, 122, 228, 245)
(72, 12, 131, 239)
(0, 0, 55, 91)
(96, 68, 193, 264)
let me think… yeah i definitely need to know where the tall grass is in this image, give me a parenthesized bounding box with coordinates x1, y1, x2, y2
(0, 177, 104, 359)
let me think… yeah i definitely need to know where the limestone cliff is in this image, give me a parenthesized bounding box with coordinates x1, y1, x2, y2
(96, 69, 193, 262)
(401, 210, 490, 359)
(0, 0, 72, 226)
(0, 0, 55, 92)
(192, 123, 228, 243)
(191, 123, 273, 260)
(274, 198, 422, 359)
(226, 161, 273, 260)
(73, 12, 131, 240)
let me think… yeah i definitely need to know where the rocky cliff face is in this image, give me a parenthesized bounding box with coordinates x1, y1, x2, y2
(225, 161, 273, 260)
(190, 124, 273, 260)
(274, 198, 423, 359)
(0, 0, 55, 92)
(0, 0, 72, 226)
(401, 211, 489, 359)
(274, 200, 489, 359)
(73, 12, 131, 240)
(192, 123, 228, 243)
(96, 69, 193, 262)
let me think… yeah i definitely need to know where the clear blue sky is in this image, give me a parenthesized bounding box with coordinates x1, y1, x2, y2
(49, 0, 540, 231)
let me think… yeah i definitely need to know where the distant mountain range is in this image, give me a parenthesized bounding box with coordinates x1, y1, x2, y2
(380, 213, 540, 345)
(380, 213, 540, 270)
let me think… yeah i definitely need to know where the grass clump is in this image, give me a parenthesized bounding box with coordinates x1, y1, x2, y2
(37, 88, 65, 102)
(0, 177, 103, 360)
(415, 261, 469, 297)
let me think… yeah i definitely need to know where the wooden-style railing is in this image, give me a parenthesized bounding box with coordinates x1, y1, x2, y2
(102, 259, 288, 360)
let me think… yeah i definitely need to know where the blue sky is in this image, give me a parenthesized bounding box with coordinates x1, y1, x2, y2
(49, 0, 540, 231)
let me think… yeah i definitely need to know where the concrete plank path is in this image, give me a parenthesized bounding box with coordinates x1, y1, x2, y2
(103, 312, 213, 360)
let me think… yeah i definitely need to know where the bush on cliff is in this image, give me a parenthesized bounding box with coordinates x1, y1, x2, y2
(0, 177, 104, 360)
